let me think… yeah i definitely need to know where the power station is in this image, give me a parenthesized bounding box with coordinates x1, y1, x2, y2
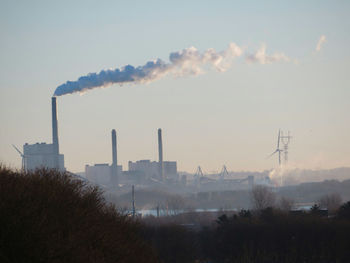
(21, 97, 65, 171)
(85, 128, 177, 187)
(16, 96, 260, 191)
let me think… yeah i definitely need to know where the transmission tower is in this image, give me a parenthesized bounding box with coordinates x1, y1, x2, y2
(268, 129, 283, 166)
(280, 131, 292, 165)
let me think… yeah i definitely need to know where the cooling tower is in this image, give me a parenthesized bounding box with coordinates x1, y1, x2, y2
(158, 128, 164, 181)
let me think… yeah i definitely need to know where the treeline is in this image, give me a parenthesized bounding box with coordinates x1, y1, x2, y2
(143, 204, 350, 263)
(2, 166, 350, 263)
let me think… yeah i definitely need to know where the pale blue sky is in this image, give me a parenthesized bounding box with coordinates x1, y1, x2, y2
(1, 0, 349, 172)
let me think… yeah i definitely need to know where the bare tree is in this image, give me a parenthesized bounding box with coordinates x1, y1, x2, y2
(278, 196, 295, 211)
(251, 185, 276, 210)
(318, 193, 342, 214)
(162, 195, 186, 216)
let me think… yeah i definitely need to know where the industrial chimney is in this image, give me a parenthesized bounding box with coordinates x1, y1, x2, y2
(51, 97, 59, 169)
(111, 129, 118, 186)
(158, 128, 164, 181)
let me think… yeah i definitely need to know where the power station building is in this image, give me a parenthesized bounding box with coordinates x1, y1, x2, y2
(84, 129, 122, 187)
(22, 97, 65, 171)
(126, 129, 178, 182)
(85, 163, 122, 186)
(84, 128, 178, 186)
(128, 160, 177, 181)
(23, 143, 64, 171)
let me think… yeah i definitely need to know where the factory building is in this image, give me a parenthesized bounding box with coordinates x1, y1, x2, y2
(84, 129, 122, 187)
(128, 160, 159, 180)
(126, 129, 178, 182)
(128, 160, 177, 181)
(23, 143, 64, 171)
(23, 97, 65, 172)
(85, 163, 122, 186)
(163, 161, 178, 180)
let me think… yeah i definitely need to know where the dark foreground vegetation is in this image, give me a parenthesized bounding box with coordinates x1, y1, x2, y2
(1, 166, 350, 263)
(143, 206, 350, 263)
(0, 166, 156, 263)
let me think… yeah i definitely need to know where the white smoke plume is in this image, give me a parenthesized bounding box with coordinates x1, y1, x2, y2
(54, 43, 243, 96)
(246, 44, 290, 64)
(316, 35, 326, 52)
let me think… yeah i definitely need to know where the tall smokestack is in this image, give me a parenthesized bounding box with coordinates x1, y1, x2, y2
(158, 128, 164, 181)
(111, 129, 118, 186)
(51, 97, 59, 169)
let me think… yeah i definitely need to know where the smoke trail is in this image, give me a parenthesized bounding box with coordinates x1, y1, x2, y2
(316, 35, 326, 52)
(246, 44, 290, 64)
(54, 43, 243, 96)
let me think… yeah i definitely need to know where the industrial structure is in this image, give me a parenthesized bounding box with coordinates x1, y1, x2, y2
(158, 128, 164, 181)
(15, 96, 266, 192)
(82, 127, 260, 191)
(191, 165, 255, 191)
(268, 129, 292, 167)
(20, 97, 65, 171)
(85, 129, 122, 187)
(111, 129, 118, 185)
(268, 129, 283, 166)
(85, 128, 177, 187)
(124, 128, 178, 184)
(281, 131, 292, 164)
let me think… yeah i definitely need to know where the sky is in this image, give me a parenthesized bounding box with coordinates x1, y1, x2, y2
(1, 0, 349, 173)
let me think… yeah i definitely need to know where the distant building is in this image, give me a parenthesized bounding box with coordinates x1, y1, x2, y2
(85, 163, 122, 186)
(128, 159, 177, 181)
(163, 161, 178, 181)
(23, 142, 65, 171)
(128, 160, 159, 180)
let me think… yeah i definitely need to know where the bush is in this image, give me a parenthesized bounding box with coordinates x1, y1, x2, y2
(0, 166, 156, 263)
(338, 201, 350, 220)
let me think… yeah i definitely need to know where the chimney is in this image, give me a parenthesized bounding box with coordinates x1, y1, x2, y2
(111, 129, 118, 186)
(112, 129, 117, 166)
(51, 97, 59, 168)
(158, 128, 164, 181)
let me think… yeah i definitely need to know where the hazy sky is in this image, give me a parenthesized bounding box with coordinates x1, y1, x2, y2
(1, 0, 349, 173)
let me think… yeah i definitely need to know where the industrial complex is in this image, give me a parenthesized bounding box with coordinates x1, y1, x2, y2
(16, 97, 264, 192)
(16, 97, 65, 172)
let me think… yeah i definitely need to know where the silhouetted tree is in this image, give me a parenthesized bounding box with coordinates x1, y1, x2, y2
(251, 185, 276, 211)
(0, 166, 156, 263)
(238, 209, 252, 219)
(318, 193, 342, 214)
(278, 196, 295, 211)
(165, 195, 186, 215)
(338, 201, 350, 220)
(143, 224, 198, 263)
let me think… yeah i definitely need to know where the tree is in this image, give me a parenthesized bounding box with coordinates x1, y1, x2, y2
(251, 185, 276, 211)
(279, 196, 295, 211)
(165, 195, 186, 216)
(238, 209, 252, 219)
(338, 201, 350, 220)
(0, 166, 156, 263)
(318, 193, 342, 214)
